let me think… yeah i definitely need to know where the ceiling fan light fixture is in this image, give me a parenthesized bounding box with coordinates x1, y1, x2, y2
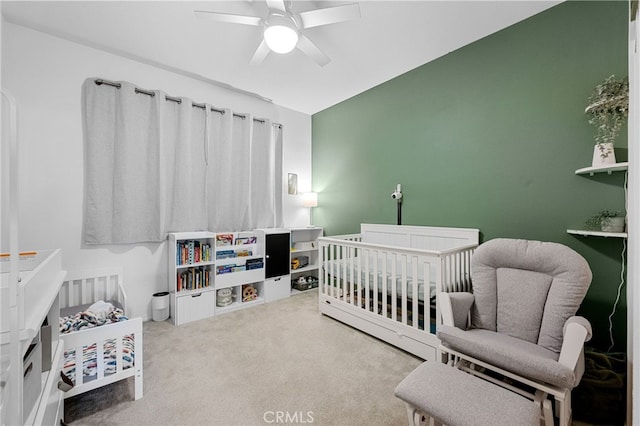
(264, 25, 298, 53)
(263, 13, 298, 54)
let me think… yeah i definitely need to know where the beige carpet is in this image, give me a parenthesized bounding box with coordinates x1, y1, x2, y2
(64, 290, 423, 425)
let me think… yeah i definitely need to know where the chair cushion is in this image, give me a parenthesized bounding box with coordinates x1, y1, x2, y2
(438, 326, 577, 388)
(496, 267, 552, 343)
(394, 361, 540, 426)
(471, 239, 592, 353)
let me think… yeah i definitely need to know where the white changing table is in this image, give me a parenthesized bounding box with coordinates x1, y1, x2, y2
(1, 249, 66, 425)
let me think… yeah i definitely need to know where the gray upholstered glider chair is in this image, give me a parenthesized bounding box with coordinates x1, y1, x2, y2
(437, 238, 593, 426)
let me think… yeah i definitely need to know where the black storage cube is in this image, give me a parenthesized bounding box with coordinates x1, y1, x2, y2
(265, 232, 290, 278)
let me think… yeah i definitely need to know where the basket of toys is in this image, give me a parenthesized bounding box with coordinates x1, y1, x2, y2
(292, 275, 319, 291)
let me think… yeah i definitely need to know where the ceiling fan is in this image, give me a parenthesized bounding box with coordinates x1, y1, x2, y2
(195, 0, 360, 67)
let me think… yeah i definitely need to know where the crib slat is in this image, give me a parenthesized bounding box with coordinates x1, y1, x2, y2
(411, 257, 418, 329)
(328, 244, 334, 298)
(381, 251, 387, 319)
(332, 243, 337, 299)
(356, 252, 362, 308)
(116, 336, 123, 375)
(321, 244, 327, 295)
(391, 252, 397, 322)
(97, 339, 105, 380)
(332, 244, 338, 299)
(364, 249, 370, 312)
(373, 250, 379, 314)
(349, 246, 355, 306)
(423, 260, 431, 330)
(400, 255, 408, 325)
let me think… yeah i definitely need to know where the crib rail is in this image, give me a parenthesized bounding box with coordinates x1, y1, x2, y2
(61, 317, 143, 399)
(58, 267, 142, 400)
(59, 267, 126, 311)
(319, 235, 476, 334)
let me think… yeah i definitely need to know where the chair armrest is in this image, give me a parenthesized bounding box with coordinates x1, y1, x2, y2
(439, 292, 474, 329)
(558, 316, 592, 370)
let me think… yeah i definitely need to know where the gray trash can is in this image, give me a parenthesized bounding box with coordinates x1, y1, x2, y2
(152, 291, 170, 321)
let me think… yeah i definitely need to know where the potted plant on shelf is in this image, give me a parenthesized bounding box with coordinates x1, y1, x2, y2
(585, 75, 629, 167)
(584, 209, 626, 233)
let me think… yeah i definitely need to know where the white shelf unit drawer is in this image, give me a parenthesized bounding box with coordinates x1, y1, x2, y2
(264, 275, 291, 302)
(175, 290, 215, 326)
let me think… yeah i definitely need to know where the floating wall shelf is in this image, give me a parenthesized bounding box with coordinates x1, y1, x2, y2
(567, 229, 627, 239)
(575, 162, 628, 176)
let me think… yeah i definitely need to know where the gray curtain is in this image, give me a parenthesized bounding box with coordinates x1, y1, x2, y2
(83, 80, 164, 244)
(249, 121, 283, 229)
(162, 96, 208, 233)
(82, 78, 283, 244)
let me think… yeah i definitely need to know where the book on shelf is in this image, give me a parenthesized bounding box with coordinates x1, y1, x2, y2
(235, 236, 257, 245)
(216, 264, 249, 275)
(216, 249, 253, 259)
(177, 267, 211, 292)
(216, 250, 235, 260)
(216, 234, 233, 247)
(246, 258, 264, 270)
(216, 257, 263, 275)
(216, 264, 233, 275)
(176, 240, 212, 265)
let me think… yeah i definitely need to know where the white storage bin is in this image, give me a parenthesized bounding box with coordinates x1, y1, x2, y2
(264, 275, 291, 302)
(175, 290, 215, 325)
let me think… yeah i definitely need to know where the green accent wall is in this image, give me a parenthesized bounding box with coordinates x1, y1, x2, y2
(312, 1, 629, 351)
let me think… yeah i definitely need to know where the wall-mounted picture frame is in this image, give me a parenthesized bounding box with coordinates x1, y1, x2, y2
(288, 173, 298, 195)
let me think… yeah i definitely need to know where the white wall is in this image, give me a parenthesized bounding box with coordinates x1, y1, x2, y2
(1, 21, 313, 320)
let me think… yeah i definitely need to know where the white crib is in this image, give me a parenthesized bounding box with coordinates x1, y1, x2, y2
(59, 267, 143, 400)
(319, 224, 479, 361)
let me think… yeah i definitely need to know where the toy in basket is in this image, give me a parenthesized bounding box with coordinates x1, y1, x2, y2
(242, 284, 258, 302)
(293, 275, 319, 291)
(217, 287, 235, 307)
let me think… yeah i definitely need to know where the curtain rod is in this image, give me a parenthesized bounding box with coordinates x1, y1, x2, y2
(94, 79, 282, 127)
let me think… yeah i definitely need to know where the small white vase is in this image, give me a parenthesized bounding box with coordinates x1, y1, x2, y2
(592, 143, 616, 166)
(601, 216, 625, 233)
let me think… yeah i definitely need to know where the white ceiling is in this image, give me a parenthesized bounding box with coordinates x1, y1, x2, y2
(1, 0, 561, 115)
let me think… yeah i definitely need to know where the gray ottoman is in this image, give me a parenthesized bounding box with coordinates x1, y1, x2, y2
(394, 362, 539, 426)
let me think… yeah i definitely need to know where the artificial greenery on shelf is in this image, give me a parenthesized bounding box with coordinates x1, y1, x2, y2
(585, 75, 629, 160)
(584, 209, 622, 231)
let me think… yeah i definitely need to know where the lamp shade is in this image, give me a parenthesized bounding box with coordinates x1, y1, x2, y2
(302, 192, 318, 208)
(263, 14, 298, 54)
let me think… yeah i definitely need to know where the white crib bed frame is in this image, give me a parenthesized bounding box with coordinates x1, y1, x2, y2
(319, 224, 479, 361)
(59, 267, 143, 400)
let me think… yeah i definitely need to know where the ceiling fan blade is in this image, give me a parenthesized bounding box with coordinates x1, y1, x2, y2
(296, 34, 330, 67)
(265, 0, 287, 13)
(299, 3, 360, 29)
(194, 10, 262, 26)
(249, 40, 271, 66)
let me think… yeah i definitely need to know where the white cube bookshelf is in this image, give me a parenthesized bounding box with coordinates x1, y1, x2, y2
(168, 231, 266, 325)
(290, 227, 323, 294)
